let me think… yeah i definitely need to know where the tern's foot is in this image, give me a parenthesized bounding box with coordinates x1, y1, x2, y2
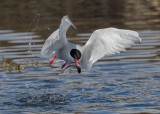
(61, 62, 67, 69)
(49, 56, 56, 65)
(61, 64, 65, 69)
(49, 61, 53, 64)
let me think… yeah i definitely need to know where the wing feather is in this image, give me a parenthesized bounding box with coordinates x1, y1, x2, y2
(40, 15, 76, 59)
(41, 29, 68, 58)
(80, 27, 141, 70)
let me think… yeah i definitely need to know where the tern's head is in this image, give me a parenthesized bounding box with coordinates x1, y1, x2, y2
(62, 15, 77, 30)
(70, 49, 81, 73)
(70, 49, 81, 61)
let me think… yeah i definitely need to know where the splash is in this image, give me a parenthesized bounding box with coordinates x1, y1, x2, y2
(27, 11, 52, 55)
(27, 12, 40, 54)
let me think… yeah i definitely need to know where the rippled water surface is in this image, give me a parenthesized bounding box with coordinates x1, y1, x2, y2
(0, 29, 160, 113)
(0, 0, 160, 113)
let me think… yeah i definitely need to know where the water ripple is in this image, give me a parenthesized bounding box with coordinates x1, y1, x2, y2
(0, 29, 160, 113)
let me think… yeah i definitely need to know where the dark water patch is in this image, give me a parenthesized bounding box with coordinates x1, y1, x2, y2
(128, 77, 150, 81)
(153, 75, 160, 79)
(124, 103, 159, 108)
(17, 93, 69, 106)
(37, 83, 58, 89)
(109, 72, 130, 76)
(41, 79, 62, 83)
(106, 84, 117, 87)
(111, 90, 133, 96)
(88, 97, 115, 104)
(2, 93, 72, 112)
(99, 87, 113, 93)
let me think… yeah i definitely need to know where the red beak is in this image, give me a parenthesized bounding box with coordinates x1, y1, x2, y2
(75, 59, 78, 66)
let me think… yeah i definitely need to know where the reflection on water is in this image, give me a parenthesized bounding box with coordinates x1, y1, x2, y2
(0, 0, 160, 32)
(0, 0, 160, 113)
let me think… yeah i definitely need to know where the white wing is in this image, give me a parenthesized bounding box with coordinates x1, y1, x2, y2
(41, 15, 76, 59)
(41, 28, 68, 58)
(80, 27, 141, 70)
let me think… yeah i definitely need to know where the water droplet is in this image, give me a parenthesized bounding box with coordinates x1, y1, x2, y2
(25, 83, 29, 88)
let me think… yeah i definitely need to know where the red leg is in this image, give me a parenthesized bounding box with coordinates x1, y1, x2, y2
(61, 61, 67, 69)
(49, 56, 56, 64)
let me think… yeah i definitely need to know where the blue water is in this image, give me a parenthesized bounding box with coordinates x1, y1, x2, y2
(0, 29, 160, 113)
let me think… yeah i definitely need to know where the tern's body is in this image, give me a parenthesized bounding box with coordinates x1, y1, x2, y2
(57, 42, 82, 62)
(41, 15, 141, 73)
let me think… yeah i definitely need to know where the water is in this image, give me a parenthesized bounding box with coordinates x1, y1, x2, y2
(0, 0, 160, 113)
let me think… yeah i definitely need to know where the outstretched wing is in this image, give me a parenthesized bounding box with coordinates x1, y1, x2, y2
(41, 15, 77, 59)
(41, 29, 68, 58)
(80, 27, 141, 70)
